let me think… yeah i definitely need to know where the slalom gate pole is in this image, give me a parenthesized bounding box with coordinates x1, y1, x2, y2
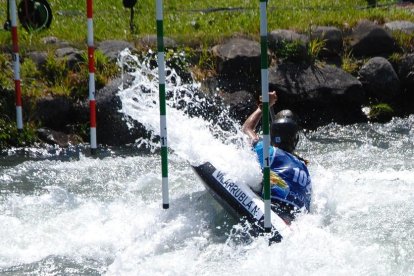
(9, 0, 23, 131)
(156, 0, 169, 209)
(87, 0, 97, 155)
(259, 0, 271, 232)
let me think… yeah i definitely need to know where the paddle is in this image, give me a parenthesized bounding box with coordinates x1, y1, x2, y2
(270, 105, 275, 122)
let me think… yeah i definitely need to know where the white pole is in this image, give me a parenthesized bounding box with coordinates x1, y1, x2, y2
(259, 0, 271, 232)
(9, 0, 23, 131)
(87, 0, 97, 154)
(156, 0, 169, 209)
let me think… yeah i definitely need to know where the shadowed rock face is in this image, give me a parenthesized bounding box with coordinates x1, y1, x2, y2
(267, 63, 366, 128)
(97, 40, 137, 62)
(396, 54, 414, 89)
(212, 38, 262, 92)
(358, 57, 401, 102)
(20, 21, 414, 147)
(35, 96, 83, 131)
(269, 64, 364, 102)
(207, 33, 368, 128)
(94, 77, 150, 146)
(349, 20, 399, 57)
(268, 29, 309, 61)
(36, 128, 82, 147)
(310, 26, 343, 57)
(396, 54, 414, 114)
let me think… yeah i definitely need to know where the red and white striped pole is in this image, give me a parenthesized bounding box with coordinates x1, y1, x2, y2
(9, 0, 23, 131)
(87, 0, 97, 154)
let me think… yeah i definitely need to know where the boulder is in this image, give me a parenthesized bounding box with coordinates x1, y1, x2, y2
(136, 35, 177, 49)
(37, 128, 83, 147)
(394, 54, 414, 113)
(268, 29, 308, 61)
(268, 63, 366, 128)
(310, 26, 343, 57)
(97, 40, 137, 62)
(268, 29, 308, 48)
(55, 47, 83, 69)
(95, 76, 149, 146)
(384, 20, 414, 34)
(41, 36, 70, 48)
(349, 20, 399, 57)
(26, 51, 48, 70)
(396, 53, 414, 90)
(212, 37, 262, 92)
(219, 90, 256, 123)
(358, 57, 401, 102)
(35, 95, 81, 131)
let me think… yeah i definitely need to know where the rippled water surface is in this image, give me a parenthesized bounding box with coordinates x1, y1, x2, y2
(1, 51, 413, 275)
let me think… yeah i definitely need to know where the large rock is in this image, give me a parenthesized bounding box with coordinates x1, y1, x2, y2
(26, 51, 48, 70)
(268, 29, 308, 48)
(36, 128, 83, 147)
(136, 35, 177, 49)
(358, 57, 401, 102)
(219, 90, 256, 124)
(391, 54, 414, 113)
(268, 29, 308, 61)
(384, 20, 414, 34)
(268, 63, 366, 128)
(95, 76, 149, 146)
(310, 26, 343, 57)
(41, 36, 70, 48)
(55, 47, 83, 69)
(35, 95, 82, 131)
(349, 20, 399, 57)
(97, 40, 136, 62)
(396, 53, 414, 90)
(212, 37, 262, 92)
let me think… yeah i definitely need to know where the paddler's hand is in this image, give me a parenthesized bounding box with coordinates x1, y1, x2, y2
(258, 91, 278, 109)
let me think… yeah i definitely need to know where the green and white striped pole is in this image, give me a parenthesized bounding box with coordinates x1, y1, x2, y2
(259, 0, 271, 232)
(156, 0, 169, 209)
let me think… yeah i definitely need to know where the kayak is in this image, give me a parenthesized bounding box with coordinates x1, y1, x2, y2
(192, 162, 291, 242)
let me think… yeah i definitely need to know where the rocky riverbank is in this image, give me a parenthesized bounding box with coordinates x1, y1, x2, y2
(1, 19, 414, 148)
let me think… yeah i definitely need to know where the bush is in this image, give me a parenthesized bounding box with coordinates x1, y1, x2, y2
(368, 103, 394, 122)
(0, 117, 38, 149)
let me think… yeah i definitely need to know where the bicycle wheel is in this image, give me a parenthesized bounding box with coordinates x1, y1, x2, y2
(18, 0, 52, 31)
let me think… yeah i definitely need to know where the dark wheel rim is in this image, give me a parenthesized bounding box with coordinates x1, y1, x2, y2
(18, 0, 52, 31)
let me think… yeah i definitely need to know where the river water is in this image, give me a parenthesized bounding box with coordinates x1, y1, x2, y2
(1, 51, 413, 275)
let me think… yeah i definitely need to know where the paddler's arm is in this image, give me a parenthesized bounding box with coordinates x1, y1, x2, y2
(242, 91, 277, 144)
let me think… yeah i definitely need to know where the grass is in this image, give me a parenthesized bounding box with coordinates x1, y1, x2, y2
(0, 0, 413, 48)
(341, 51, 363, 75)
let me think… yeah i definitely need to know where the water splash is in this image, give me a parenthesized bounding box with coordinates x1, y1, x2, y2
(1, 50, 414, 275)
(117, 49, 263, 189)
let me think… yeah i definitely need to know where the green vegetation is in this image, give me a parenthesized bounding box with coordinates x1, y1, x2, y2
(69, 50, 119, 100)
(307, 38, 326, 63)
(0, 118, 39, 148)
(0, 47, 118, 149)
(368, 103, 395, 122)
(274, 40, 306, 62)
(0, 0, 413, 148)
(391, 30, 414, 52)
(341, 51, 363, 76)
(0, 53, 14, 90)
